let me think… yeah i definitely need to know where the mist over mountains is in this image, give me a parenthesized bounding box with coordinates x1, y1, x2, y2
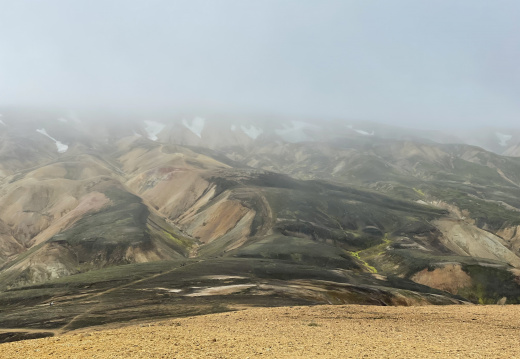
(1, 107, 519, 158)
(2, 1, 520, 340)
(2, 1, 520, 129)
(2, 107, 520, 335)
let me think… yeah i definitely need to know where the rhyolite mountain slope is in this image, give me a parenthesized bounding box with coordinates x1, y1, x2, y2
(1, 108, 520, 334)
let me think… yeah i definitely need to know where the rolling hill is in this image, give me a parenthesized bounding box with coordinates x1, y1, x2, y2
(1, 108, 520, 337)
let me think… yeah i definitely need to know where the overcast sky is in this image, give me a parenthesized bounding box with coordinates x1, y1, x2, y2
(1, 1, 519, 129)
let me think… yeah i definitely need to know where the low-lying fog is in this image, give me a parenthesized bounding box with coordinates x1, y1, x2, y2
(1, 1, 519, 131)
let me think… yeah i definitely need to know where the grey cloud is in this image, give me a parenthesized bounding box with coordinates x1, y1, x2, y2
(1, 0, 519, 129)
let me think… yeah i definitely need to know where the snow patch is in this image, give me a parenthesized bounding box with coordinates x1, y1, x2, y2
(0, 120, 5, 126)
(496, 132, 512, 147)
(182, 117, 205, 138)
(36, 128, 68, 153)
(346, 124, 374, 136)
(240, 125, 263, 139)
(185, 284, 255, 297)
(57, 117, 68, 123)
(155, 287, 182, 293)
(143, 120, 165, 141)
(36, 128, 50, 137)
(231, 124, 237, 131)
(55, 141, 69, 153)
(201, 275, 246, 280)
(354, 128, 374, 136)
(275, 121, 318, 142)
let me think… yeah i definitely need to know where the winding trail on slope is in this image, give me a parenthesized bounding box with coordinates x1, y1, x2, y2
(58, 260, 204, 334)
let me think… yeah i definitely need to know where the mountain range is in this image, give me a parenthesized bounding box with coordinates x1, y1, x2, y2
(1, 107, 520, 334)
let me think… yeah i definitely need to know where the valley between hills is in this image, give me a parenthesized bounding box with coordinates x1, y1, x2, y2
(2, 109, 520, 346)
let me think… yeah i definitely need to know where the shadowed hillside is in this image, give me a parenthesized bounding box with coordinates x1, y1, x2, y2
(1, 111, 520, 335)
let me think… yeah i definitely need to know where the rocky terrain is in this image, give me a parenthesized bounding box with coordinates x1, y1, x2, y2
(2, 304, 520, 358)
(1, 107, 520, 336)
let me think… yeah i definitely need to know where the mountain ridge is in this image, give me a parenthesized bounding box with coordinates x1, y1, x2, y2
(1, 110, 520, 333)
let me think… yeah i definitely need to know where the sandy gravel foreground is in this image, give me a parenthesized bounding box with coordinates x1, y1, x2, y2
(1, 304, 520, 358)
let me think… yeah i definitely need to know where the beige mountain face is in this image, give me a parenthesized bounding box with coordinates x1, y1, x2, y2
(1, 111, 520, 334)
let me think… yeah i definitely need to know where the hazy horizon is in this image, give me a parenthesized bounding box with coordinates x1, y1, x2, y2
(1, 1, 519, 130)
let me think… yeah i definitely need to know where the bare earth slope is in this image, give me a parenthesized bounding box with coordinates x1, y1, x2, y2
(1, 304, 519, 358)
(4, 112, 520, 334)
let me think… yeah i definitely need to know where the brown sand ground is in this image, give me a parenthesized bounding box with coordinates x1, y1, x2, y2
(1, 304, 520, 358)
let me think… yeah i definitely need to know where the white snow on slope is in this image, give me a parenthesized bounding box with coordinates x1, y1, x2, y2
(275, 121, 318, 142)
(57, 117, 68, 123)
(231, 125, 237, 131)
(346, 124, 374, 136)
(144, 120, 165, 141)
(36, 128, 68, 153)
(54, 141, 69, 153)
(0, 114, 4, 126)
(182, 117, 205, 138)
(354, 128, 374, 136)
(496, 132, 512, 147)
(240, 125, 264, 140)
(240, 125, 263, 139)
